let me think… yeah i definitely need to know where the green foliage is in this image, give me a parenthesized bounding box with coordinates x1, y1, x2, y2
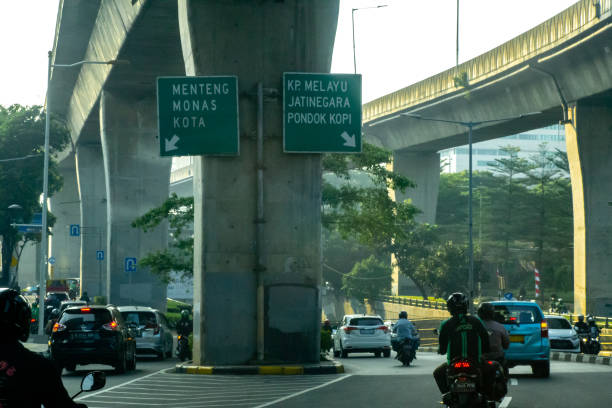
(131, 193, 194, 283)
(0, 104, 70, 285)
(341, 255, 392, 301)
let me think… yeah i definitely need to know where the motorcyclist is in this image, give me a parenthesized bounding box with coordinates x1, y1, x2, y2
(477, 302, 509, 362)
(176, 310, 193, 337)
(0, 288, 86, 408)
(322, 319, 333, 334)
(586, 315, 600, 336)
(574, 314, 589, 334)
(45, 308, 60, 336)
(433, 293, 494, 405)
(392, 311, 419, 358)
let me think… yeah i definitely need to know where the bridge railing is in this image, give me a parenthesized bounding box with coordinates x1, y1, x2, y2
(374, 295, 447, 310)
(363, 0, 611, 123)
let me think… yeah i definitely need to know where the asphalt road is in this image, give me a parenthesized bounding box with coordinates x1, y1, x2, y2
(68, 351, 612, 408)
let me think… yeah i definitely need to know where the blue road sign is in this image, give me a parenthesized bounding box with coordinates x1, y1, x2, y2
(70, 224, 80, 237)
(124, 257, 137, 273)
(96, 250, 104, 261)
(48, 256, 56, 265)
(504, 292, 513, 300)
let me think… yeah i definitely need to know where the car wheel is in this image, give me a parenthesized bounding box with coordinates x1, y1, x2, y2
(532, 361, 550, 378)
(115, 350, 127, 374)
(128, 345, 137, 371)
(374, 351, 381, 358)
(333, 346, 340, 358)
(340, 343, 348, 358)
(383, 349, 391, 358)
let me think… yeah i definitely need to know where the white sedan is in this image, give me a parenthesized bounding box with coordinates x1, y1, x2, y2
(333, 314, 391, 358)
(545, 315, 580, 353)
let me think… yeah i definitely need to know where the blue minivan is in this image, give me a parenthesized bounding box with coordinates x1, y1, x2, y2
(489, 301, 550, 377)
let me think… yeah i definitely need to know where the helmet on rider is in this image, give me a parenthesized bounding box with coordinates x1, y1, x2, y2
(446, 292, 469, 316)
(50, 308, 60, 319)
(180, 309, 190, 320)
(477, 302, 495, 320)
(0, 288, 32, 342)
(578, 314, 585, 322)
(587, 315, 595, 324)
(399, 311, 408, 319)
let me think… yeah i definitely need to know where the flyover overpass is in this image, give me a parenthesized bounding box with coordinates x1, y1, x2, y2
(362, 0, 612, 315)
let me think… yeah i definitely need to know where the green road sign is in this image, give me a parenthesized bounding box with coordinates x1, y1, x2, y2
(283, 73, 362, 153)
(157, 76, 239, 156)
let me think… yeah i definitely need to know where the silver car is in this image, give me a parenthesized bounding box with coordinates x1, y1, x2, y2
(118, 306, 174, 359)
(545, 315, 580, 353)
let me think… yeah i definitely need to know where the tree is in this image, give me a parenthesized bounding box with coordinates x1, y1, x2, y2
(0, 104, 69, 286)
(341, 255, 392, 301)
(131, 193, 193, 283)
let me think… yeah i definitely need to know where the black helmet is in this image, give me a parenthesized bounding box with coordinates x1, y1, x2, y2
(0, 289, 32, 342)
(447, 292, 468, 316)
(50, 308, 60, 319)
(477, 302, 494, 320)
(578, 314, 584, 322)
(399, 311, 408, 319)
(181, 309, 190, 319)
(587, 315, 595, 324)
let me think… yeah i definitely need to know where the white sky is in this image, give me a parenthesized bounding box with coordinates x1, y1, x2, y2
(0, 0, 578, 107)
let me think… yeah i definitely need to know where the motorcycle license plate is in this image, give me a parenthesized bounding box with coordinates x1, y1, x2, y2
(510, 335, 524, 343)
(360, 329, 375, 334)
(453, 381, 476, 392)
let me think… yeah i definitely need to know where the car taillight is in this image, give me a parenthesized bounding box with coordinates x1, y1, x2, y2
(453, 361, 471, 368)
(53, 323, 66, 333)
(31, 318, 36, 323)
(80, 307, 91, 312)
(541, 321, 548, 338)
(377, 325, 389, 333)
(343, 326, 357, 333)
(103, 321, 119, 331)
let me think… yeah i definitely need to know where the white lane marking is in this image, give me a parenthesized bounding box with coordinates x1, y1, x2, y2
(500, 396, 512, 407)
(510, 378, 518, 386)
(77, 368, 168, 401)
(253, 374, 353, 408)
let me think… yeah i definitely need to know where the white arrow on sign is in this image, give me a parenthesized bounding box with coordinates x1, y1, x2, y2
(340, 131, 356, 148)
(165, 134, 180, 152)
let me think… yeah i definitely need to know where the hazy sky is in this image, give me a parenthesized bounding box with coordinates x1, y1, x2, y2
(0, 0, 577, 107)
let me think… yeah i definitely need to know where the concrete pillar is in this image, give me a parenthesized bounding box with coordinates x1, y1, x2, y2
(390, 150, 440, 295)
(100, 91, 172, 311)
(75, 143, 107, 300)
(179, 0, 339, 364)
(49, 154, 81, 280)
(392, 150, 440, 224)
(566, 101, 612, 316)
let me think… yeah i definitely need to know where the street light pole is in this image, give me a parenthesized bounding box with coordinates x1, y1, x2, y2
(38, 52, 127, 336)
(401, 112, 540, 311)
(351, 5, 387, 74)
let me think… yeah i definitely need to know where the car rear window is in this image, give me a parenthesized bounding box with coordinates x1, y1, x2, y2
(547, 318, 571, 329)
(493, 305, 542, 324)
(121, 311, 157, 328)
(349, 317, 383, 326)
(59, 308, 112, 330)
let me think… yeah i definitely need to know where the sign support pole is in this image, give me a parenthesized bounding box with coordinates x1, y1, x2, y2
(255, 82, 265, 361)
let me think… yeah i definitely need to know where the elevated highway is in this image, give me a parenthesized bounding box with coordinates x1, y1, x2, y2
(362, 0, 612, 315)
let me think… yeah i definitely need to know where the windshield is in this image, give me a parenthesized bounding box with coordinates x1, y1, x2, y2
(59, 309, 112, 330)
(348, 318, 383, 326)
(121, 311, 157, 328)
(493, 305, 542, 324)
(547, 318, 571, 330)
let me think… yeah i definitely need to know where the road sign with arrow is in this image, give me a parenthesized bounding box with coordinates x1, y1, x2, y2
(283, 72, 362, 153)
(157, 76, 239, 156)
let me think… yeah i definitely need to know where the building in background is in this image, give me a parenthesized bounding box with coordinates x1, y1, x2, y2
(439, 124, 566, 174)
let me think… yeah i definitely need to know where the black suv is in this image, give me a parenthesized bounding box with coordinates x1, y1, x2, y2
(50, 305, 136, 373)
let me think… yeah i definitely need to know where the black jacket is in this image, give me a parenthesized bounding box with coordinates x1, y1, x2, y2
(438, 314, 491, 364)
(0, 341, 80, 408)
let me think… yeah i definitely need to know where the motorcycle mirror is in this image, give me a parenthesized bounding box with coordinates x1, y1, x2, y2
(81, 371, 106, 392)
(433, 328, 439, 336)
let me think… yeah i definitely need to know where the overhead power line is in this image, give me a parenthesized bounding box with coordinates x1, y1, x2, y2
(0, 154, 42, 162)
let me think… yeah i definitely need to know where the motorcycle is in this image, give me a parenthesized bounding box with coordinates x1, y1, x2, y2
(442, 358, 500, 408)
(578, 332, 601, 355)
(391, 335, 415, 366)
(177, 334, 191, 361)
